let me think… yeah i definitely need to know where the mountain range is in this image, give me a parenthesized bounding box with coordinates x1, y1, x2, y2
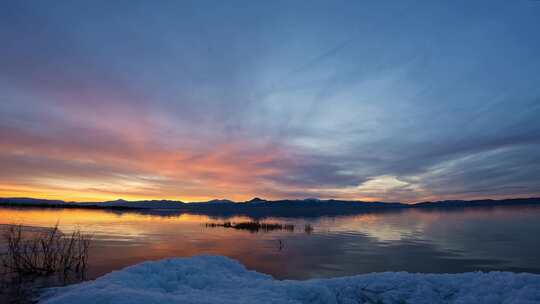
(1, 196, 539, 217)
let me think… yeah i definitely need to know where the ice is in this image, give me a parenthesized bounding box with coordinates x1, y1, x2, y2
(39, 255, 540, 304)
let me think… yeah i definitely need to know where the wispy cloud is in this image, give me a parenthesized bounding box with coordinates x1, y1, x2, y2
(1, 1, 539, 202)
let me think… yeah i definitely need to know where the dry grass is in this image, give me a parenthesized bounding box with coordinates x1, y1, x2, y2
(206, 221, 295, 233)
(304, 224, 314, 234)
(1, 224, 91, 276)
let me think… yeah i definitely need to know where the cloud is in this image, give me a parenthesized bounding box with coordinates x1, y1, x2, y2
(1, 1, 540, 201)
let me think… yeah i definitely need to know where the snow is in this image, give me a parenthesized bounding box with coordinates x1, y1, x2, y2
(40, 255, 540, 304)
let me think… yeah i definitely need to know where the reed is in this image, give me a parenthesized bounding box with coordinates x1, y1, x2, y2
(1, 224, 91, 276)
(206, 221, 295, 232)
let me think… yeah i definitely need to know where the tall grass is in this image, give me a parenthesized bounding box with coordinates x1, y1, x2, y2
(206, 221, 295, 233)
(1, 224, 91, 276)
(304, 224, 314, 234)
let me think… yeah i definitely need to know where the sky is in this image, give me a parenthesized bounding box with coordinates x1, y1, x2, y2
(1, 1, 540, 203)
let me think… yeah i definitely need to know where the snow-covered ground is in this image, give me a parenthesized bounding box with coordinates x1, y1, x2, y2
(40, 255, 540, 304)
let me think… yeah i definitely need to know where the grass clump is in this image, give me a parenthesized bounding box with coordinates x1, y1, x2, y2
(206, 221, 295, 233)
(1, 224, 91, 276)
(304, 224, 314, 234)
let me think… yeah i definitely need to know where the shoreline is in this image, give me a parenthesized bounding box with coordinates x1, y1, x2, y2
(1, 197, 539, 219)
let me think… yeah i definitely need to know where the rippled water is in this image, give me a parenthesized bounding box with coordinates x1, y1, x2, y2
(1, 205, 539, 281)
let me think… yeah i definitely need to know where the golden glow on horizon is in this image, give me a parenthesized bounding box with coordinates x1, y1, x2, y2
(1, 116, 528, 203)
(0, 184, 222, 202)
(0, 125, 300, 202)
(1, 90, 531, 204)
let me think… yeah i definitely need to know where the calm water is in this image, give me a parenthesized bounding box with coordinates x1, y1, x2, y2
(1, 205, 540, 281)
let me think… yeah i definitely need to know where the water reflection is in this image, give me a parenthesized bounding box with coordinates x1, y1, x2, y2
(1, 205, 539, 281)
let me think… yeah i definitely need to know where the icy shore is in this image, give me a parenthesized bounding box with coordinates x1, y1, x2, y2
(40, 255, 540, 304)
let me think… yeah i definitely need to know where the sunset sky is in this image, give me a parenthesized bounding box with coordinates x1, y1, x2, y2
(1, 1, 540, 202)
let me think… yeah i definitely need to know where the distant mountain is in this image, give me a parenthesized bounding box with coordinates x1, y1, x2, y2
(413, 198, 540, 208)
(241, 198, 404, 208)
(1, 197, 539, 217)
(191, 199, 235, 205)
(0, 197, 185, 209)
(98, 199, 185, 209)
(245, 197, 267, 204)
(0, 197, 68, 206)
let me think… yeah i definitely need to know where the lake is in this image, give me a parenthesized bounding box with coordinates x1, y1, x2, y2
(1, 204, 540, 282)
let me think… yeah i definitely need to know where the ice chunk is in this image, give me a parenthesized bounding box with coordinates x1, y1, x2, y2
(40, 255, 540, 304)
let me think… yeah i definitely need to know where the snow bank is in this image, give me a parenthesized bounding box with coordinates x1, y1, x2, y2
(40, 255, 540, 304)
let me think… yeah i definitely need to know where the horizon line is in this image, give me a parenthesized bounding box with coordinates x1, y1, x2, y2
(2, 195, 540, 205)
